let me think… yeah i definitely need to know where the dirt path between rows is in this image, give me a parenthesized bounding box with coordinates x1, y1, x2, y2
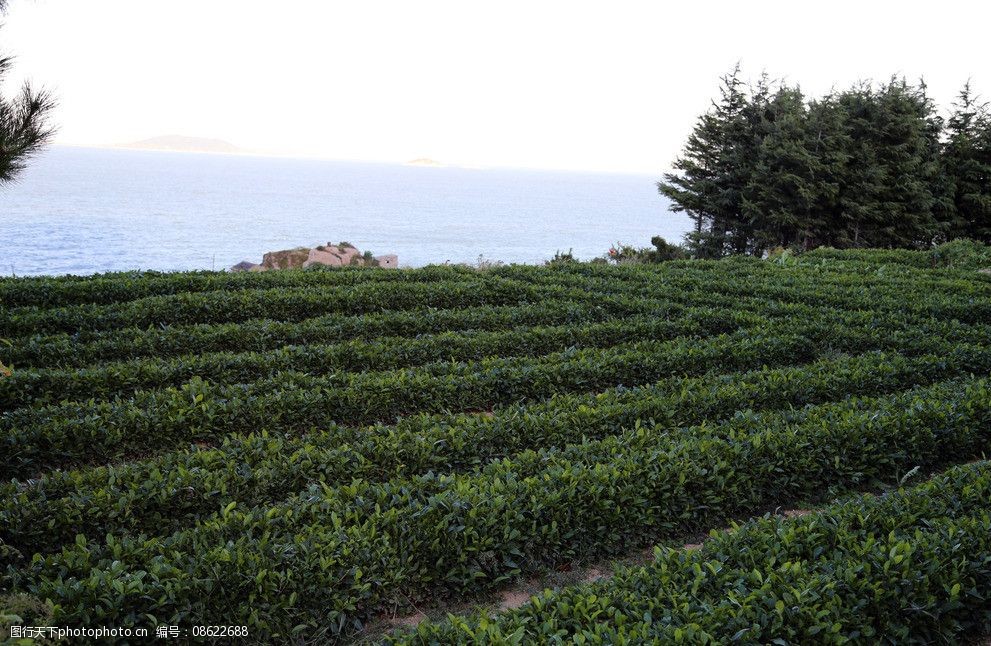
(371, 506, 813, 637)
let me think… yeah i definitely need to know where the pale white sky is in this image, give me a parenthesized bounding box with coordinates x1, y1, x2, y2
(1, 0, 988, 173)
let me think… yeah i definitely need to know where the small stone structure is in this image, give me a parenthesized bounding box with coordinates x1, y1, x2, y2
(231, 242, 398, 272)
(375, 254, 398, 268)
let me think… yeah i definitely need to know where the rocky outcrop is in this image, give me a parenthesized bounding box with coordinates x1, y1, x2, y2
(232, 242, 397, 272)
(230, 260, 260, 272)
(261, 247, 310, 270)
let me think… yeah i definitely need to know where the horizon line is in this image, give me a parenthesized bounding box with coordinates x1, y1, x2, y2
(49, 142, 668, 177)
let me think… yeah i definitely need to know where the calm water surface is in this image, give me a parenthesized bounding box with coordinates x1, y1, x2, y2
(0, 147, 689, 276)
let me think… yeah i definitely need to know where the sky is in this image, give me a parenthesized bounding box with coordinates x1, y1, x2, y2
(1, 0, 989, 174)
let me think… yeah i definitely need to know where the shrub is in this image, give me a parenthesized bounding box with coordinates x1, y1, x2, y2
(931, 238, 991, 269)
(607, 236, 687, 264)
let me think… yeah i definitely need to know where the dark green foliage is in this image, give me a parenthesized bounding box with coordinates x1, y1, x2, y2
(6, 379, 991, 640)
(3, 344, 988, 562)
(606, 237, 687, 263)
(393, 461, 991, 644)
(648, 235, 687, 261)
(802, 238, 991, 270)
(830, 79, 948, 249)
(660, 69, 985, 256)
(0, 2, 55, 184)
(546, 249, 578, 266)
(931, 238, 991, 268)
(742, 85, 820, 251)
(942, 82, 991, 243)
(1, 257, 989, 642)
(659, 64, 755, 258)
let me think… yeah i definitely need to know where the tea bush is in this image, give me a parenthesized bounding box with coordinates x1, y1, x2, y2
(1, 252, 989, 642)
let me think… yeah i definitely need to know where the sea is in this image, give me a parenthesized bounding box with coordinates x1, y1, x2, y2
(0, 146, 690, 277)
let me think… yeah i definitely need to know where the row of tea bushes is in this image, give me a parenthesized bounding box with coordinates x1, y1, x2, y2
(392, 460, 991, 644)
(511, 253, 987, 293)
(4, 310, 983, 478)
(0, 272, 906, 371)
(4, 253, 985, 373)
(0, 275, 569, 337)
(5, 344, 989, 559)
(0, 298, 654, 369)
(0, 260, 766, 336)
(7, 284, 988, 416)
(0, 265, 480, 308)
(514, 262, 991, 324)
(5, 379, 989, 639)
(0, 308, 759, 409)
(6, 251, 988, 340)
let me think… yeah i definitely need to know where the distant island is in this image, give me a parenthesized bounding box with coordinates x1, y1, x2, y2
(405, 157, 444, 167)
(118, 135, 242, 154)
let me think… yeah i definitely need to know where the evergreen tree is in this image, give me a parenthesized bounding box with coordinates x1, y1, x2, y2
(741, 85, 820, 252)
(831, 79, 945, 248)
(0, 0, 55, 183)
(801, 92, 850, 248)
(658, 64, 752, 258)
(943, 82, 991, 243)
(660, 69, 980, 255)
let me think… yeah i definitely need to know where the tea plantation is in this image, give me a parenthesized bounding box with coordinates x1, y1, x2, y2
(1, 250, 990, 643)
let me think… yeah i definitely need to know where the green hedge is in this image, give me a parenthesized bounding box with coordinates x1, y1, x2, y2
(0, 265, 478, 309)
(0, 275, 565, 337)
(5, 256, 989, 341)
(5, 311, 983, 479)
(0, 298, 652, 369)
(0, 308, 757, 409)
(391, 460, 991, 644)
(507, 261, 991, 324)
(2, 344, 989, 561)
(4, 379, 989, 640)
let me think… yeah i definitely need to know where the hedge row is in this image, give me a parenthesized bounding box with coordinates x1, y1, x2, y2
(0, 266, 838, 370)
(0, 323, 768, 478)
(0, 278, 876, 372)
(6, 254, 988, 340)
(505, 253, 988, 294)
(0, 274, 767, 369)
(4, 344, 989, 560)
(4, 311, 982, 478)
(0, 262, 760, 336)
(0, 265, 478, 309)
(0, 297, 656, 369)
(5, 378, 989, 640)
(13, 284, 982, 409)
(508, 262, 991, 324)
(0, 308, 759, 409)
(0, 253, 776, 308)
(4, 255, 985, 369)
(0, 256, 763, 309)
(503, 252, 991, 297)
(0, 275, 564, 337)
(392, 460, 991, 644)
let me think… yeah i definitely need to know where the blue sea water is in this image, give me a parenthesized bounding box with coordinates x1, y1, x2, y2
(0, 146, 689, 276)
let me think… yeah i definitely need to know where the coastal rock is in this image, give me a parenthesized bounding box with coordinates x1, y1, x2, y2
(262, 247, 310, 270)
(322, 243, 360, 265)
(303, 247, 345, 268)
(237, 242, 397, 272)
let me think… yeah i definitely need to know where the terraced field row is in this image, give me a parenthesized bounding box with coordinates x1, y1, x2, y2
(392, 460, 991, 643)
(1, 251, 989, 643)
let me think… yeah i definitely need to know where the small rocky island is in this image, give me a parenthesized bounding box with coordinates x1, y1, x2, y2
(231, 242, 397, 272)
